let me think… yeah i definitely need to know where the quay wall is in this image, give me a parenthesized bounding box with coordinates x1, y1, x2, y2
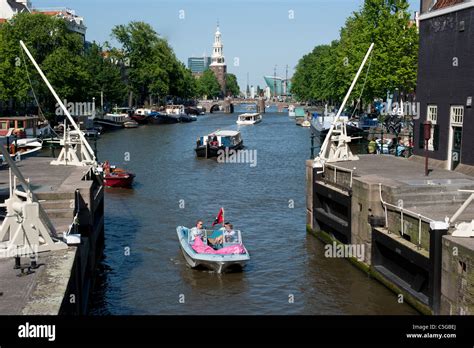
(306, 158, 474, 315)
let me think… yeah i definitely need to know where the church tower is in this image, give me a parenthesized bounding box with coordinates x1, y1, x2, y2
(209, 23, 227, 97)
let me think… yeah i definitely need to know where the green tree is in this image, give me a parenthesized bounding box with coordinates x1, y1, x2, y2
(0, 12, 86, 116)
(225, 73, 240, 97)
(196, 69, 220, 99)
(112, 21, 195, 105)
(83, 42, 127, 108)
(292, 0, 418, 105)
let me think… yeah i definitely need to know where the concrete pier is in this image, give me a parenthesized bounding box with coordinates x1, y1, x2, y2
(307, 155, 474, 314)
(0, 157, 104, 314)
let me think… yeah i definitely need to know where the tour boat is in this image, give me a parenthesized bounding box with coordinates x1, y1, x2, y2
(195, 130, 243, 158)
(236, 112, 262, 125)
(176, 226, 250, 273)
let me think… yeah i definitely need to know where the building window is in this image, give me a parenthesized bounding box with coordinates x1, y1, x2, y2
(427, 105, 437, 151)
(450, 106, 464, 127)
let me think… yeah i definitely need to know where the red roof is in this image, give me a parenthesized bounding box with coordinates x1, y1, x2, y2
(0, 19, 7, 23)
(432, 0, 464, 10)
(32, 10, 62, 16)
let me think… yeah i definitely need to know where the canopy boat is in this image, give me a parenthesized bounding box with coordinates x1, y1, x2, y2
(236, 112, 262, 125)
(195, 130, 243, 158)
(176, 226, 250, 273)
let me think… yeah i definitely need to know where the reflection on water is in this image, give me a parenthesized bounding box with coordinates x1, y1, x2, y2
(89, 111, 418, 315)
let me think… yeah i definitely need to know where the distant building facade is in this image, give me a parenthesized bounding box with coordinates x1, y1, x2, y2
(263, 76, 292, 97)
(0, 0, 31, 21)
(209, 25, 227, 97)
(187, 56, 211, 75)
(0, 1, 87, 42)
(414, 0, 473, 171)
(33, 8, 86, 43)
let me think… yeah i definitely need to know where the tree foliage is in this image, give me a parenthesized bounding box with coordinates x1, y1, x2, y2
(0, 15, 198, 117)
(196, 69, 221, 99)
(112, 21, 197, 105)
(292, 0, 418, 104)
(225, 73, 240, 97)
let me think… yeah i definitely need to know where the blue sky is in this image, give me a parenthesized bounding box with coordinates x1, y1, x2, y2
(33, 0, 420, 90)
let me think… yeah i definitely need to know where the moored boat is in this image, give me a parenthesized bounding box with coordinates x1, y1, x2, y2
(179, 114, 197, 123)
(236, 112, 262, 125)
(0, 138, 43, 162)
(123, 118, 139, 128)
(131, 108, 151, 124)
(195, 130, 243, 158)
(176, 226, 250, 273)
(148, 111, 180, 124)
(288, 105, 296, 117)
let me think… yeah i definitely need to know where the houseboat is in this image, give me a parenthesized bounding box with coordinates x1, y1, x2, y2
(195, 130, 243, 158)
(93, 107, 138, 129)
(236, 113, 262, 125)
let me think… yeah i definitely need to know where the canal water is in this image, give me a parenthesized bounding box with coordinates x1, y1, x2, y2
(89, 109, 418, 315)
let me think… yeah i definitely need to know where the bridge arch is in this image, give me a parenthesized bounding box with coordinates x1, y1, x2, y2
(210, 104, 221, 113)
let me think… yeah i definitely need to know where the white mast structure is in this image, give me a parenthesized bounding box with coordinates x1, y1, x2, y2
(20, 40, 96, 167)
(313, 43, 375, 173)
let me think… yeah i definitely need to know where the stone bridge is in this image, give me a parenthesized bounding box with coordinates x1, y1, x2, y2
(197, 98, 291, 114)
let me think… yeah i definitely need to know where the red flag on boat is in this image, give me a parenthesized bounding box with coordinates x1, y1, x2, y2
(212, 208, 224, 227)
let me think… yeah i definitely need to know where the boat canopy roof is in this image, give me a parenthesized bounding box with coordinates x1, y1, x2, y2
(211, 130, 240, 137)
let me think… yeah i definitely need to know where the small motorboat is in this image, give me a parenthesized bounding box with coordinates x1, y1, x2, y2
(131, 108, 151, 124)
(100, 162, 135, 188)
(176, 226, 250, 273)
(123, 118, 139, 128)
(104, 171, 135, 187)
(236, 112, 262, 125)
(195, 130, 243, 158)
(1, 138, 43, 162)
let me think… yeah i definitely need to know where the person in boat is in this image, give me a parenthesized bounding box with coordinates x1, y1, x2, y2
(209, 136, 219, 147)
(103, 160, 111, 175)
(189, 220, 204, 242)
(209, 222, 236, 245)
